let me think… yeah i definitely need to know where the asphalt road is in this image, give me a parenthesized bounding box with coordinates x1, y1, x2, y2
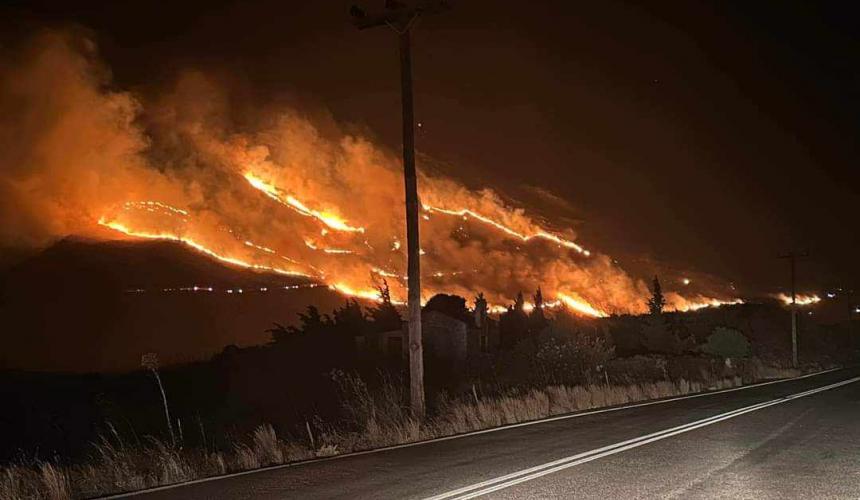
(119, 367, 860, 500)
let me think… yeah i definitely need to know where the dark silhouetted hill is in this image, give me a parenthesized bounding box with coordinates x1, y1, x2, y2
(0, 238, 346, 372)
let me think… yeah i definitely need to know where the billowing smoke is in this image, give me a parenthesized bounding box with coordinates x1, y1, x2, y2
(0, 31, 184, 246)
(0, 31, 737, 315)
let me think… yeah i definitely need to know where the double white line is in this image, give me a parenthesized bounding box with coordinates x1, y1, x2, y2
(427, 375, 860, 500)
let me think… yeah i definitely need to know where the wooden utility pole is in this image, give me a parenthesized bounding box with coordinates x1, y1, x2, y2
(778, 251, 808, 368)
(351, 1, 447, 418)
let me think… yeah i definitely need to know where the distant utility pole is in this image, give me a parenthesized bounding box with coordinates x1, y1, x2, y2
(847, 288, 857, 354)
(350, 0, 448, 419)
(778, 251, 809, 368)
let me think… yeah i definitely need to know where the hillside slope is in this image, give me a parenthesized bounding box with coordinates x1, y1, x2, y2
(0, 238, 348, 372)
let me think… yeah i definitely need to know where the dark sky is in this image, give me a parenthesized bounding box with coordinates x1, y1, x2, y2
(3, 0, 858, 294)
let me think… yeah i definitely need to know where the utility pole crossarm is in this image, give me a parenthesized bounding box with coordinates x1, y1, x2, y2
(350, 1, 448, 30)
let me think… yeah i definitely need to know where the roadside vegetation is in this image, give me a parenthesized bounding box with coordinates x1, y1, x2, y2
(1, 280, 852, 499)
(0, 361, 806, 499)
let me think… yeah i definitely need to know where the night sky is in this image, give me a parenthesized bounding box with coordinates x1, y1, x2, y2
(2, 0, 858, 293)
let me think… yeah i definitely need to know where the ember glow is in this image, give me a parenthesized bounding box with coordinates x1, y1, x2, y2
(3, 32, 743, 318)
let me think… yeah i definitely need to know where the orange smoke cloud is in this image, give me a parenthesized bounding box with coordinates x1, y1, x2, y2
(1, 31, 741, 317)
(0, 32, 185, 247)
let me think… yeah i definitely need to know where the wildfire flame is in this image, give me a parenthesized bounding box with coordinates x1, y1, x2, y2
(98, 218, 310, 278)
(679, 298, 744, 312)
(3, 32, 745, 320)
(557, 292, 609, 317)
(244, 172, 365, 233)
(329, 282, 389, 303)
(422, 205, 589, 255)
(776, 293, 821, 306)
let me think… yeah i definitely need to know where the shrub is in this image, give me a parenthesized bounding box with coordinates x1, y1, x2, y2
(641, 317, 681, 354)
(533, 334, 614, 386)
(702, 327, 751, 359)
(666, 356, 713, 382)
(605, 355, 666, 384)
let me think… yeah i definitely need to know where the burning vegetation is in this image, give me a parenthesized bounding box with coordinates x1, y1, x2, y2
(1, 31, 742, 318)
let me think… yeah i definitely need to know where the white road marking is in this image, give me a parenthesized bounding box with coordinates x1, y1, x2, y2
(426, 376, 860, 500)
(101, 367, 841, 498)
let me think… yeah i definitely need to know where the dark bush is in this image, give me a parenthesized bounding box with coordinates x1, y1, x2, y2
(701, 327, 751, 358)
(605, 355, 666, 384)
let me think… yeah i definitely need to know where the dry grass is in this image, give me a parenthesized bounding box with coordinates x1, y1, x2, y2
(39, 464, 70, 500)
(0, 463, 70, 500)
(303, 374, 743, 454)
(0, 365, 813, 499)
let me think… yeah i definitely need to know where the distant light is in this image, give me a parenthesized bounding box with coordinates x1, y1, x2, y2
(682, 278, 691, 286)
(826, 292, 837, 299)
(417, 122, 423, 128)
(855, 307, 860, 314)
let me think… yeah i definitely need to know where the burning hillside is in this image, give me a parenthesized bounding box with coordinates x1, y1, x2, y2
(1, 31, 741, 318)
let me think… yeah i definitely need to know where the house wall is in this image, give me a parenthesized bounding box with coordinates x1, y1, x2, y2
(423, 310, 468, 363)
(356, 311, 499, 362)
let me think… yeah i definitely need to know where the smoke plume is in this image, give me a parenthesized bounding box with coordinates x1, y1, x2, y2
(0, 31, 737, 315)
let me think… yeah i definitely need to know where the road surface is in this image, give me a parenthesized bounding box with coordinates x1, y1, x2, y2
(116, 367, 860, 499)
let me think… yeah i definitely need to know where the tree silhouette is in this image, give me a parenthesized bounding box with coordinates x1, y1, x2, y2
(647, 276, 666, 315)
(268, 305, 331, 343)
(513, 291, 525, 313)
(528, 287, 548, 333)
(376, 278, 392, 304)
(367, 279, 402, 332)
(473, 292, 488, 327)
(332, 299, 369, 334)
(424, 293, 473, 325)
(500, 291, 529, 348)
